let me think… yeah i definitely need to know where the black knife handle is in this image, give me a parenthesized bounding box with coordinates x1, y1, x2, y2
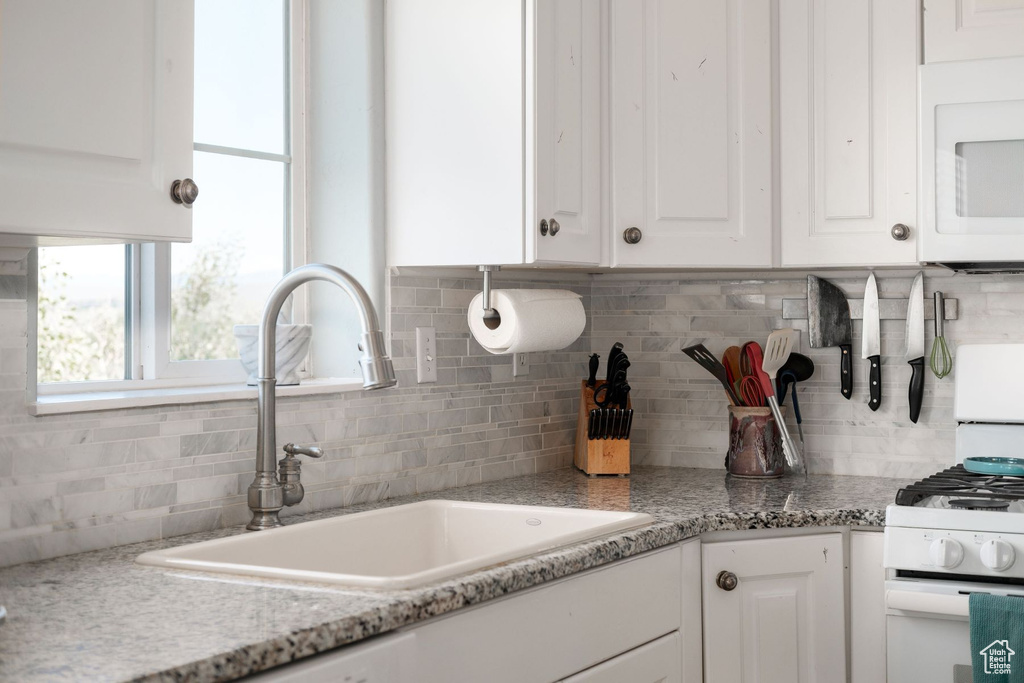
(867, 355, 882, 412)
(908, 357, 925, 424)
(587, 354, 599, 387)
(839, 344, 852, 400)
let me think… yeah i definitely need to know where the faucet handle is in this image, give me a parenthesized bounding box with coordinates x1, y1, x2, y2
(283, 443, 324, 459)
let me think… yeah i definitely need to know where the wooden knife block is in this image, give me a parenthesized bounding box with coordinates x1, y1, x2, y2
(574, 380, 631, 476)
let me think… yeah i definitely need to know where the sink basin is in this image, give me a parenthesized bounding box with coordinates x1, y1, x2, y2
(136, 500, 653, 589)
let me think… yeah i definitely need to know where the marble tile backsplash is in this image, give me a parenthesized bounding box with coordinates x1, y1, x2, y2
(0, 271, 589, 567)
(590, 273, 1024, 478)
(2, 262, 1022, 568)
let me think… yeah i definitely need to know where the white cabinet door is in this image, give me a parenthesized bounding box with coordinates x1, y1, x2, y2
(850, 530, 886, 683)
(609, 0, 772, 268)
(702, 533, 847, 683)
(924, 0, 1024, 62)
(561, 632, 681, 683)
(531, 0, 602, 266)
(386, 0, 524, 267)
(0, 0, 194, 245)
(780, 0, 919, 267)
(679, 537, 703, 683)
(386, 0, 601, 268)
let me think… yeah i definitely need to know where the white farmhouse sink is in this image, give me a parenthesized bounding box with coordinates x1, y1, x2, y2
(136, 500, 653, 589)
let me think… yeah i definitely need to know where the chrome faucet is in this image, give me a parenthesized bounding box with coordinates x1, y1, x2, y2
(246, 264, 396, 531)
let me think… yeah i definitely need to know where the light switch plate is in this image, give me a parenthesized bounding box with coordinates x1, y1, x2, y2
(415, 327, 437, 383)
(513, 352, 529, 377)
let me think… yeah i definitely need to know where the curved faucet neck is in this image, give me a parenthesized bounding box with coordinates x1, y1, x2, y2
(257, 263, 380, 381)
(248, 263, 395, 531)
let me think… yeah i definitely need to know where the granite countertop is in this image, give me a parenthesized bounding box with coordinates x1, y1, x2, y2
(0, 466, 908, 682)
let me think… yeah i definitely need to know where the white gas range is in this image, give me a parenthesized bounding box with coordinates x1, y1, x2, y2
(884, 344, 1024, 683)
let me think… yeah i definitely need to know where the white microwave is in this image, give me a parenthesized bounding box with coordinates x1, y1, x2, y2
(920, 56, 1024, 271)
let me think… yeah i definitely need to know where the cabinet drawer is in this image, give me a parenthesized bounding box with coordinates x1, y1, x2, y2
(408, 545, 682, 683)
(560, 631, 681, 683)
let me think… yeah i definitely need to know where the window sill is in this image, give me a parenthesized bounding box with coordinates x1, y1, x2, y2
(30, 378, 365, 416)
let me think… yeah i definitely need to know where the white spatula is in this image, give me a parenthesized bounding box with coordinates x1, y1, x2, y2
(762, 328, 804, 475)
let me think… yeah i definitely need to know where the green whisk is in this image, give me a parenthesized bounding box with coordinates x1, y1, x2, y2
(930, 291, 952, 379)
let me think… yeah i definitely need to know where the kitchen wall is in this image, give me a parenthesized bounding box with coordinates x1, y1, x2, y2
(0, 269, 588, 568)
(2, 263, 1020, 568)
(592, 272, 1022, 478)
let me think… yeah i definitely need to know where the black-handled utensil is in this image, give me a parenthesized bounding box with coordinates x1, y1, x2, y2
(908, 358, 925, 424)
(775, 353, 814, 396)
(587, 354, 600, 387)
(862, 273, 882, 411)
(605, 342, 624, 386)
(808, 275, 854, 400)
(682, 343, 742, 406)
(777, 370, 805, 450)
(905, 273, 926, 424)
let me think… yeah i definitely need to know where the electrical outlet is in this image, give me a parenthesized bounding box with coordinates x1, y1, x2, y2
(513, 352, 529, 377)
(415, 327, 437, 383)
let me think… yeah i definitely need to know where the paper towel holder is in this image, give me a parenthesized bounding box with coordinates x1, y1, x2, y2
(479, 265, 501, 330)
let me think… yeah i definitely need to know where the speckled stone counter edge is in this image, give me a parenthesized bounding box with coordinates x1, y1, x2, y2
(133, 508, 885, 683)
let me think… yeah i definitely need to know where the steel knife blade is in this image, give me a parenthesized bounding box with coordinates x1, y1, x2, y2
(861, 273, 882, 411)
(808, 275, 854, 399)
(905, 272, 926, 423)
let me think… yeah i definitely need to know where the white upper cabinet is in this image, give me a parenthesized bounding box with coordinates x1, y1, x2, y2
(386, 0, 602, 268)
(780, 0, 919, 267)
(609, 0, 773, 268)
(0, 0, 195, 245)
(925, 0, 1024, 62)
(702, 533, 847, 683)
(532, 1, 602, 265)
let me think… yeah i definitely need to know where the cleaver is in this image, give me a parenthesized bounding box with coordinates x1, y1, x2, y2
(807, 275, 853, 400)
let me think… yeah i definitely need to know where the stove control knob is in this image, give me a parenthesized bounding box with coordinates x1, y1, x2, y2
(929, 538, 964, 569)
(981, 540, 1015, 572)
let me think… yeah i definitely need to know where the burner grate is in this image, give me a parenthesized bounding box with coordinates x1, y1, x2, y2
(896, 465, 1024, 506)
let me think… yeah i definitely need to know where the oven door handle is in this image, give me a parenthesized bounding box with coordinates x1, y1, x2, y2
(886, 589, 970, 617)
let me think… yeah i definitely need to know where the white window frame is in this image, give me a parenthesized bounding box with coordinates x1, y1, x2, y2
(37, 0, 308, 395)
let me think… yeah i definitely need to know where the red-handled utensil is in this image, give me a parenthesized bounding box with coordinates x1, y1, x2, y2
(739, 342, 766, 407)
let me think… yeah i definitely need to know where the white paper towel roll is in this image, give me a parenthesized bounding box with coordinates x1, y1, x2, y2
(468, 289, 585, 355)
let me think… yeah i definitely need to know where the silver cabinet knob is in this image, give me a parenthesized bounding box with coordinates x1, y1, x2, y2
(548, 219, 560, 236)
(623, 226, 643, 244)
(539, 219, 549, 236)
(170, 178, 199, 207)
(716, 570, 738, 591)
(891, 223, 910, 241)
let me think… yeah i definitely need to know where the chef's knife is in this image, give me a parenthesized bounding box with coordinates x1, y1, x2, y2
(808, 275, 854, 400)
(905, 272, 926, 424)
(587, 354, 600, 387)
(861, 273, 882, 411)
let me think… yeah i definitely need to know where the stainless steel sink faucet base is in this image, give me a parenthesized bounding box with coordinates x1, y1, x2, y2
(246, 264, 396, 531)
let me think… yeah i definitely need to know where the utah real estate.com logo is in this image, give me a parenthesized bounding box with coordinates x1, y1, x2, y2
(980, 640, 1016, 675)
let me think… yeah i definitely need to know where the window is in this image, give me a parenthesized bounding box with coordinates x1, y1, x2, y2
(37, 0, 303, 388)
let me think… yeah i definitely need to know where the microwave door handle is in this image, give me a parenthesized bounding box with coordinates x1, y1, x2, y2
(886, 589, 970, 617)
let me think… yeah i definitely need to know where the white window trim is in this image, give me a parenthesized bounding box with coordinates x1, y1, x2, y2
(34, 0, 312, 403)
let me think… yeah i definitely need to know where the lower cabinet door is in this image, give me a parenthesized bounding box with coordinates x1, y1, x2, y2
(560, 632, 681, 683)
(850, 530, 886, 683)
(702, 533, 846, 683)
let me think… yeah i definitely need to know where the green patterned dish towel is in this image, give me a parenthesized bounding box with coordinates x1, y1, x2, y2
(971, 592, 1024, 682)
